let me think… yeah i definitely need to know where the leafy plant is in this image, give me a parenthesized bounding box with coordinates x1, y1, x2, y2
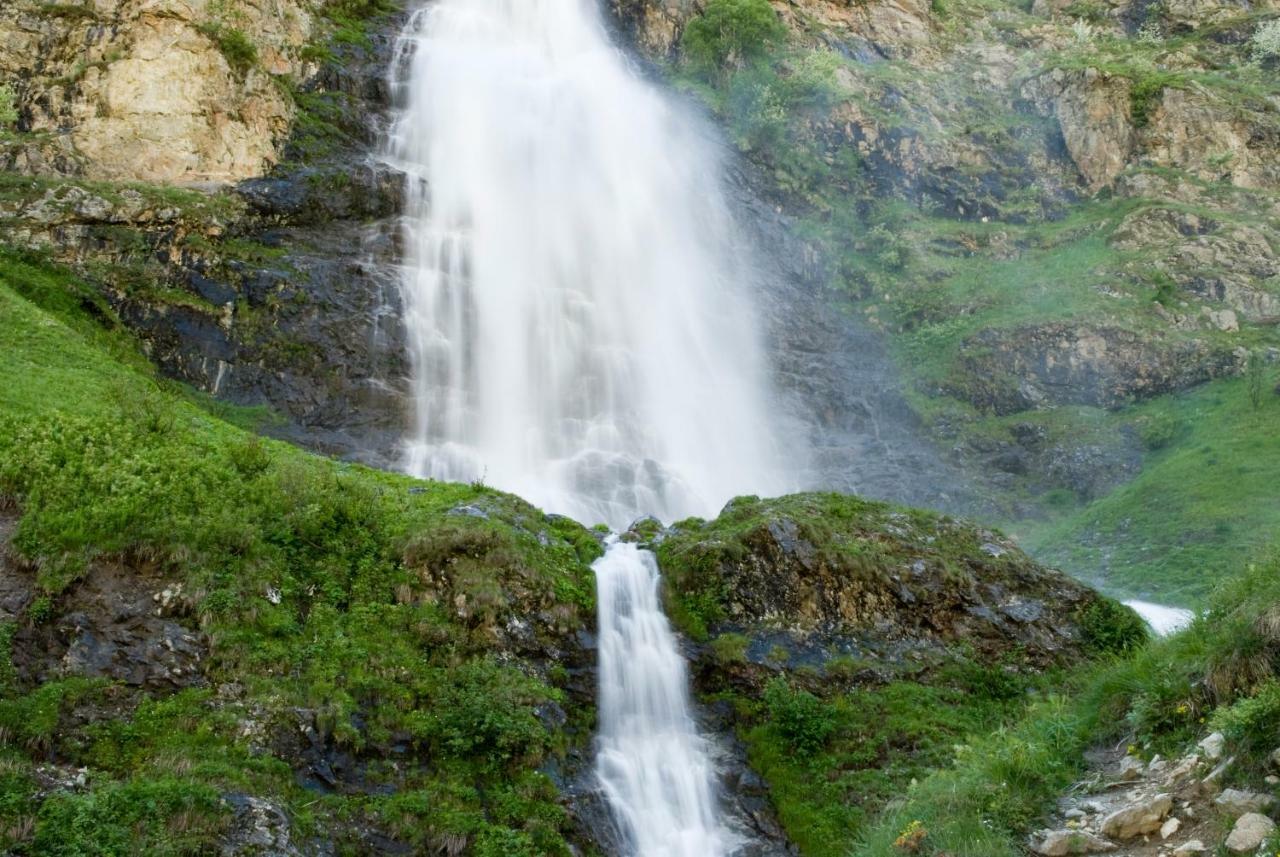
(680, 0, 786, 77)
(763, 677, 835, 753)
(197, 22, 258, 75)
(1251, 19, 1280, 64)
(0, 85, 16, 131)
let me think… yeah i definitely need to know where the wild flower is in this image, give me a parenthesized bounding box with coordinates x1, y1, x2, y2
(1252, 19, 1280, 63)
(894, 819, 927, 851)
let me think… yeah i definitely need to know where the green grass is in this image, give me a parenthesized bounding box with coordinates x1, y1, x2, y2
(0, 252, 601, 852)
(854, 551, 1280, 855)
(1019, 372, 1280, 605)
(720, 663, 1040, 856)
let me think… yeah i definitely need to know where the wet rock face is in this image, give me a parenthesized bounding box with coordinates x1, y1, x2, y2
(0, 16, 416, 466)
(947, 323, 1247, 414)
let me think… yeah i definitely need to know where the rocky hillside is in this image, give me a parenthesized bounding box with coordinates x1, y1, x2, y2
(0, 251, 1140, 853)
(1, 0, 412, 466)
(616, 0, 1280, 602)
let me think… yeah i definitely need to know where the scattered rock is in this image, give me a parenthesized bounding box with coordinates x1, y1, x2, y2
(1117, 755, 1145, 781)
(1172, 841, 1207, 855)
(1100, 793, 1173, 840)
(1214, 788, 1274, 815)
(1033, 829, 1118, 855)
(1224, 812, 1275, 853)
(1159, 816, 1180, 839)
(1198, 733, 1225, 761)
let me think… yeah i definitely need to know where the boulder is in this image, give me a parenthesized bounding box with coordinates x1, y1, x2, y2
(1033, 829, 1117, 856)
(1099, 793, 1173, 839)
(1215, 788, 1274, 815)
(1225, 812, 1276, 853)
(1199, 733, 1225, 758)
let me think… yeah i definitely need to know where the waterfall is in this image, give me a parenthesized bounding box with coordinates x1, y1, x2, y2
(386, 2, 790, 853)
(594, 539, 735, 855)
(384, 0, 790, 530)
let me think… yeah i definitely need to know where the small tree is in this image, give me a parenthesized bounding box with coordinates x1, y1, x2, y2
(0, 84, 17, 131)
(1252, 19, 1280, 65)
(680, 0, 786, 78)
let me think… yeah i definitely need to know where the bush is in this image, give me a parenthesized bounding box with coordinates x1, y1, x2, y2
(1076, 599, 1148, 656)
(197, 23, 257, 75)
(710, 632, 750, 664)
(681, 0, 786, 77)
(1252, 19, 1280, 64)
(763, 677, 835, 753)
(1211, 679, 1280, 761)
(0, 85, 16, 131)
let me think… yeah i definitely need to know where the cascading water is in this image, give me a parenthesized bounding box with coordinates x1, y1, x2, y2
(384, 0, 790, 529)
(385, 2, 791, 853)
(594, 539, 735, 855)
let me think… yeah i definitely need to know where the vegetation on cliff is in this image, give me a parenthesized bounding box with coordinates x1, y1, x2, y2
(654, 0, 1280, 604)
(0, 250, 600, 854)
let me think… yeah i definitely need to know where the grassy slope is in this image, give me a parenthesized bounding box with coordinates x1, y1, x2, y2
(1017, 374, 1280, 605)
(0, 250, 601, 855)
(854, 551, 1280, 856)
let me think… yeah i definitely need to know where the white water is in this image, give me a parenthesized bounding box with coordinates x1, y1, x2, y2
(1124, 600, 1195, 636)
(386, 1, 788, 854)
(385, 0, 789, 530)
(594, 540, 734, 856)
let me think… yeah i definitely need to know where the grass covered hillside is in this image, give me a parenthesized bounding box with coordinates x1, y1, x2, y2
(0, 248, 604, 854)
(855, 549, 1280, 856)
(622, 0, 1280, 604)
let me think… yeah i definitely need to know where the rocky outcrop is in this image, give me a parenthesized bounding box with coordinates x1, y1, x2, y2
(1025, 68, 1135, 192)
(1144, 84, 1280, 190)
(0, 0, 317, 183)
(654, 492, 1134, 664)
(948, 323, 1247, 413)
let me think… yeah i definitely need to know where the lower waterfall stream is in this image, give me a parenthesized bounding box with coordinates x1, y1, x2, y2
(594, 540, 734, 856)
(384, 1, 792, 853)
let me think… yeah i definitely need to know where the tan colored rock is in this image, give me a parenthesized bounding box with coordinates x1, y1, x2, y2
(1173, 841, 1207, 855)
(1160, 816, 1181, 839)
(1027, 68, 1134, 191)
(1215, 788, 1274, 815)
(1033, 829, 1117, 855)
(1144, 85, 1280, 190)
(1225, 812, 1276, 853)
(1100, 793, 1172, 840)
(0, 0, 317, 184)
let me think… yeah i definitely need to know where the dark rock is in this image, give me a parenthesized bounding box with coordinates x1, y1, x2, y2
(948, 323, 1247, 414)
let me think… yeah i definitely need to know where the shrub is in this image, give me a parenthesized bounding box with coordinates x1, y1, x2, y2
(681, 0, 786, 77)
(197, 23, 257, 75)
(1137, 412, 1182, 451)
(1076, 599, 1148, 656)
(1210, 679, 1280, 761)
(710, 632, 750, 664)
(1251, 19, 1280, 64)
(0, 85, 16, 131)
(763, 677, 835, 753)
